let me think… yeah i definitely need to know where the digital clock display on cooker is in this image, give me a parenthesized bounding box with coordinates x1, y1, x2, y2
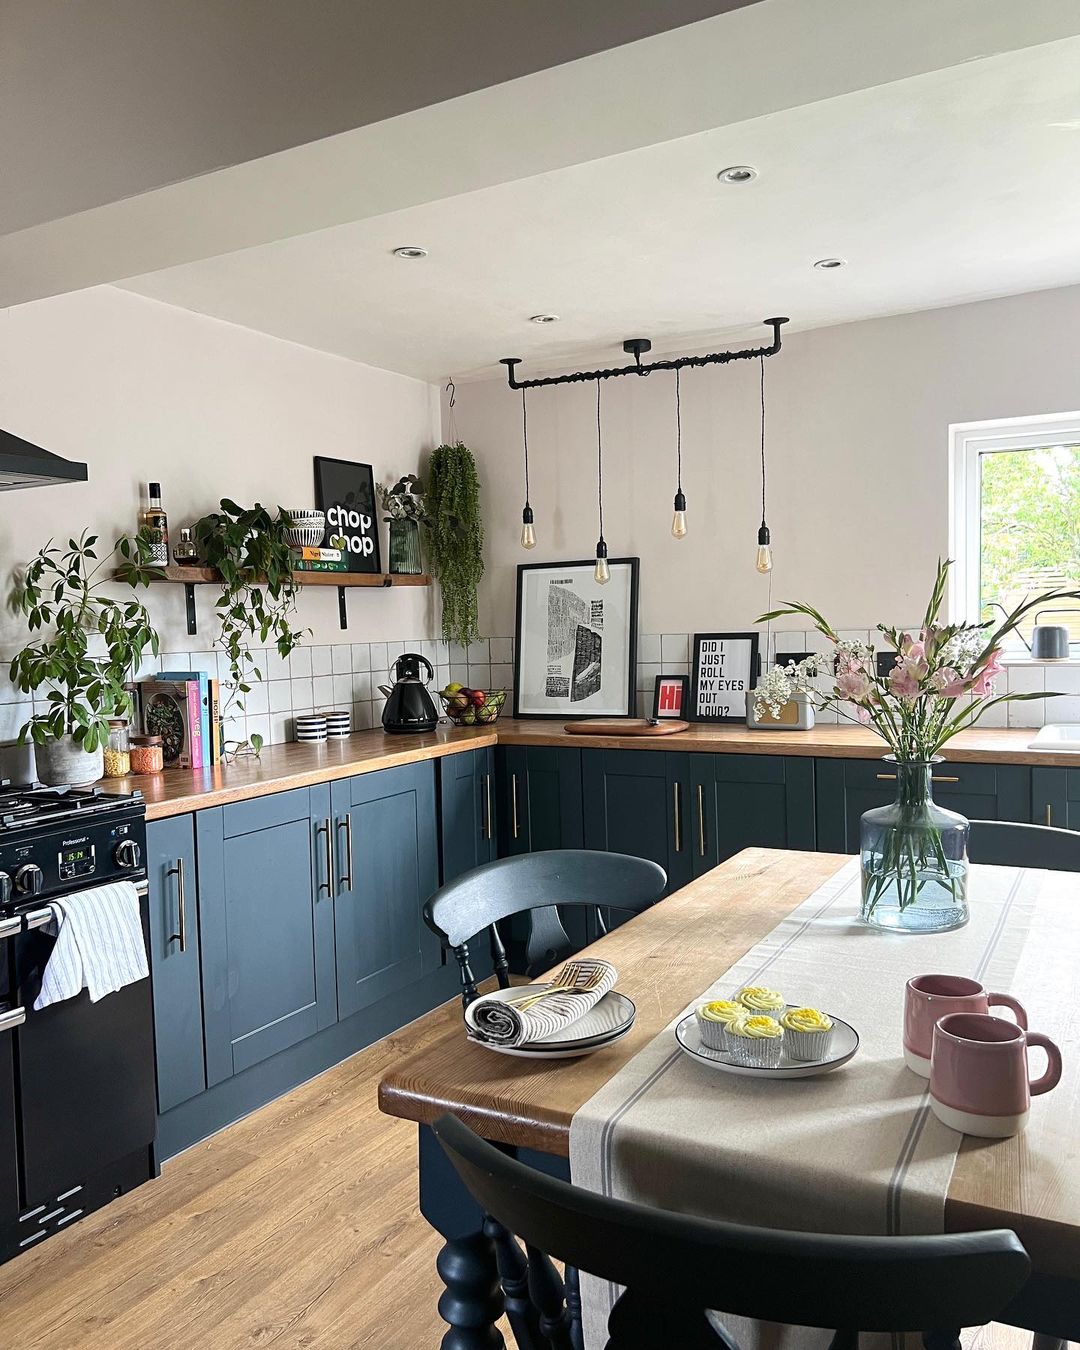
(58, 843, 96, 879)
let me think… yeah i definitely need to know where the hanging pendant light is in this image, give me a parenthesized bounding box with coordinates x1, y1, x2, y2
(519, 387, 536, 549)
(671, 367, 687, 538)
(755, 355, 773, 574)
(594, 382, 609, 584)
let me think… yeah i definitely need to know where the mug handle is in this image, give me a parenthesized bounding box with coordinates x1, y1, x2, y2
(1026, 1032, 1063, 1096)
(988, 992, 1028, 1030)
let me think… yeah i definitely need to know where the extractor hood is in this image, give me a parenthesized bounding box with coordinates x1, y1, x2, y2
(0, 426, 88, 490)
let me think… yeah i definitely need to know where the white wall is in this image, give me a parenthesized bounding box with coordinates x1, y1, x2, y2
(0, 286, 443, 763)
(444, 283, 1080, 641)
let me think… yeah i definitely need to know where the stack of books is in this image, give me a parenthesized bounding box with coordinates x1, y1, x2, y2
(138, 671, 222, 768)
(290, 545, 348, 573)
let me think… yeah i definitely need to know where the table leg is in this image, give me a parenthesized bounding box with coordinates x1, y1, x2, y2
(420, 1124, 505, 1350)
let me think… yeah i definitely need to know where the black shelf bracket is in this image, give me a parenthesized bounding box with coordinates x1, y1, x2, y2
(338, 586, 348, 630)
(500, 317, 788, 390)
(184, 583, 198, 636)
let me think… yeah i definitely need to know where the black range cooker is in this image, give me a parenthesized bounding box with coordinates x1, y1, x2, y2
(0, 783, 157, 1263)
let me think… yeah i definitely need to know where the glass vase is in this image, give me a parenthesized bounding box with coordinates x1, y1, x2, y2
(388, 519, 422, 575)
(860, 758, 969, 933)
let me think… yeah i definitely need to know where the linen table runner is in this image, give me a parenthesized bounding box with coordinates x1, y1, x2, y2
(569, 859, 1040, 1350)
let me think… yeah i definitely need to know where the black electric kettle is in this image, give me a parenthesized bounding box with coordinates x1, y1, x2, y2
(380, 652, 439, 734)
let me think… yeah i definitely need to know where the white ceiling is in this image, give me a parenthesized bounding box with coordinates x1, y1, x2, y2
(118, 34, 1080, 383)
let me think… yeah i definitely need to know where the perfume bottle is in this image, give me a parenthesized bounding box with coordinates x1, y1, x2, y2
(172, 527, 198, 565)
(140, 482, 169, 565)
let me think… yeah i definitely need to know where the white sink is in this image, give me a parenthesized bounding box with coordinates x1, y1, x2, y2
(1030, 724, 1080, 751)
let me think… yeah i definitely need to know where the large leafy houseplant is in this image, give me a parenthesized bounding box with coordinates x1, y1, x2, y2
(10, 530, 162, 782)
(426, 443, 484, 648)
(758, 558, 1080, 931)
(192, 500, 305, 756)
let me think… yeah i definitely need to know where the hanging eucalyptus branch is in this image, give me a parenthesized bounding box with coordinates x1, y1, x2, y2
(192, 500, 306, 756)
(9, 529, 162, 751)
(426, 442, 484, 647)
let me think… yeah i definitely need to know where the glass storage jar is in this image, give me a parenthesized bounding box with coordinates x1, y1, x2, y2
(129, 734, 164, 775)
(104, 719, 131, 778)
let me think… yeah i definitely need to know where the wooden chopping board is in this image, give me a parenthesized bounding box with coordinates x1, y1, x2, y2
(563, 718, 690, 736)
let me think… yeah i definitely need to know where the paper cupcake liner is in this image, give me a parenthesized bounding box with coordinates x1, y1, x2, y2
(783, 1027, 834, 1062)
(695, 1013, 731, 1052)
(726, 1034, 783, 1068)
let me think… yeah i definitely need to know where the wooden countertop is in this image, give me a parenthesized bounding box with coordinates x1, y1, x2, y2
(102, 718, 1068, 821)
(378, 847, 1080, 1281)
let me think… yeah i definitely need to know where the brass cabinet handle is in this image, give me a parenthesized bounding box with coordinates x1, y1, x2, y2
(875, 773, 959, 783)
(483, 773, 493, 841)
(316, 818, 333, 896)
(673, 783, 682, 854)
(1046, 804, 1053, 826)
(511, 773, 520, 840)
(337, 812, 354, 892)
(697, 783, 706, 857)
(166, 857, 187, 952)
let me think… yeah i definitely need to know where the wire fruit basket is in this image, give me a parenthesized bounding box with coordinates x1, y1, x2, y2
(438, 687, 507, 726)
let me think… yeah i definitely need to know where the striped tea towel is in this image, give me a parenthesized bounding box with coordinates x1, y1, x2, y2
(465, 958, 617, 1047)
(33, 881, 149, 1010)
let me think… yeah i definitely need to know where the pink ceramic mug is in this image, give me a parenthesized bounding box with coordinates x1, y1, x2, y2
(903, 974, 1027, 1077)
(929, 1012, 1062, 1138)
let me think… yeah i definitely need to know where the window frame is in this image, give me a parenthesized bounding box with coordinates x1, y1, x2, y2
(948, 410, 1080, 637)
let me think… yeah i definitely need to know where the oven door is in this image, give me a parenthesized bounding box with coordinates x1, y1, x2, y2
(0, 917, 22, 1244)
(13, 888, 156, 1206)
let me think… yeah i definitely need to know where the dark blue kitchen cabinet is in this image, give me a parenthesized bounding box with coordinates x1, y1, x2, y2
(689, 752, 815, 877)
(197, 786, 336, 1085)
(582, 749, 692, 894)
(146, 813, 206, 1112)
(332, 761, 441, 1019)
(439, 747, 496, 884)
(815, 757, 1032, 853)
(1032, 767, 1080, 831)
(499, 745, 584, 856)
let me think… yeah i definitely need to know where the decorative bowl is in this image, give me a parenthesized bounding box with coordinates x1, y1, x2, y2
(438, 688, 506, 727)
(281, 509, 326, 548)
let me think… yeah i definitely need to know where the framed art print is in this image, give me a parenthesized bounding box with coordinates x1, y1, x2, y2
(313, 456, 381, 574)
(514, 558, 639, 718)
(689, 632, 759, 723)
(652, 674, 690, 720)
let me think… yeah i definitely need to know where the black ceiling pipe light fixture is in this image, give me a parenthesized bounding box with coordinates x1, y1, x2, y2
(519, 387, 536, 550)
(755, 354, 773, 575)
(671, 366, 687, 539)
(498, 317, 787, 391)
(594, 382, 609, 585)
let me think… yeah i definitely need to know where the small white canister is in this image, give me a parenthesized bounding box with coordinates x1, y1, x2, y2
(745, 688, 815, 731)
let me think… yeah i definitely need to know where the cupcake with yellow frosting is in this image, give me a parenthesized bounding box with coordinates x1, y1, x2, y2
(695, 999, 745, 1052)
(735, 986, 786, 1020)
(780, 1006, 834, 1062)
(725, 1014, 784, 1067)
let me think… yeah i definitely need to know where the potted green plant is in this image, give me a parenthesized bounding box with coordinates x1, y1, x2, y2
(378, 473, 429, 575)
(192, 499, 306, 757)
(426, 442, 484, 647)
(9, 530, 162, 786)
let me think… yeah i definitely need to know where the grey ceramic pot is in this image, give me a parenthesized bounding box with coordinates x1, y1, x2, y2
(34, 735, 104, 787)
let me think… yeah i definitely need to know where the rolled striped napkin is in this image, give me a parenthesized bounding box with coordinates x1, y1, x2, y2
(465, 958, 618, 1047)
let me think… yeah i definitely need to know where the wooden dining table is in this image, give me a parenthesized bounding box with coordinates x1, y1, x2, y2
(378, 848, 1080, 1347)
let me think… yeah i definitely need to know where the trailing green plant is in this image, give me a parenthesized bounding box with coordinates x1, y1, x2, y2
(426, 442, 484, 647)
(192, 500, 305, 756)
(9, 529, 162, 752)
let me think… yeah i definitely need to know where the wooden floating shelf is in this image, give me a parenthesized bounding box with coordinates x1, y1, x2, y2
(119, 566, 431, 634)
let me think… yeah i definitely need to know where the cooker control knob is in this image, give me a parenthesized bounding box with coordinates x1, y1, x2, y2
(114, 839, 142, 870)
(0, 872, 10, 905)
(15, 864, 43, 896)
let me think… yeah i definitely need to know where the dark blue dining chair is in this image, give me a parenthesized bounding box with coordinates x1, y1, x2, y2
(968, 820, 1080, 872)
(433, 1113, 1030, 1350)
(424, 849, 667, 1009)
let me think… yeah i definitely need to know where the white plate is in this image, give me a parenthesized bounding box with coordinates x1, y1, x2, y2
(674, 1009, 859, 1079)
(466, 986, 636, 1058)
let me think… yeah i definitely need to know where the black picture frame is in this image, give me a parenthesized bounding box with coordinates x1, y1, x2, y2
(689, 631, 760, 724)
(313, 456, 381, 574)
(513, 557, 639, 719)
(652, 674, 690, 720)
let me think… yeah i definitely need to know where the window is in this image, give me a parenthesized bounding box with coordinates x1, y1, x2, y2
(950, 413, 1080, 652)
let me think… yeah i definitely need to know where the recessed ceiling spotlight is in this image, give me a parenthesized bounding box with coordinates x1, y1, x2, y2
(392, 245, 428, 259)
(530, 313, 560, 324)
(716, 165, 758, 184)
(813, 257, 846, 270)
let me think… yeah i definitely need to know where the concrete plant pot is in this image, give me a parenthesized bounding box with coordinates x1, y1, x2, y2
(34, 735, 104, 788)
